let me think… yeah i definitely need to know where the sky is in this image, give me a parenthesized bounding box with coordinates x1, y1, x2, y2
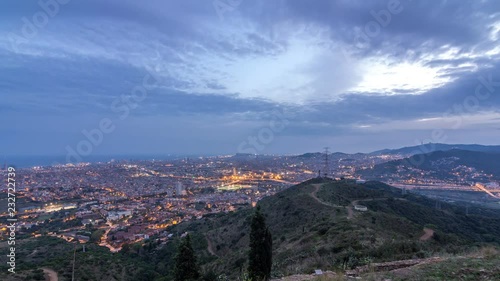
(1, 0, 499, 159)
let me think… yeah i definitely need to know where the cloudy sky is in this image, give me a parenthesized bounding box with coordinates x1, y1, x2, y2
(1, 0, 499, 158)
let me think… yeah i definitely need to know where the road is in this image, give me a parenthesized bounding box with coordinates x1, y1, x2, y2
(99, 221, 122, 252)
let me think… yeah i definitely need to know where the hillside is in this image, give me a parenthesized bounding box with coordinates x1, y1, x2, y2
(2, 179, 500, 280)
(0, 236, 159, 281)
(159, 178, 500, 279)
(359, 149, 500, 182)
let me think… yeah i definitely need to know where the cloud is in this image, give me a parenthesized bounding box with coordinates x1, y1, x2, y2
(0, 0, 499, 155)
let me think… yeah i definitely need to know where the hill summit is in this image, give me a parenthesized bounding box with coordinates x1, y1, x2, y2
(162, 178, 500, 279)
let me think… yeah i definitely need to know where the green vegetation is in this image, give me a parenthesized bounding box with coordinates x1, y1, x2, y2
(174, 235, 200, 281)
(0, 236, 161, 281)
(2, 179, 500, 280)
(90, 229, 105, 243)
(164, 179, 500, 278)
(248, 206, 272, 281)
(365, 247, 500, 281)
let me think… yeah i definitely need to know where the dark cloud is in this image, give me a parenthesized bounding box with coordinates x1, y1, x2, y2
(279, 0, 498, 51)
(0, 0, 499, 155)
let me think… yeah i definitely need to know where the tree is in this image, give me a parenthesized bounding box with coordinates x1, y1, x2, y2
(248, 206, 272, 281)
(201, 271, 217, 281)
(174, 234, 200, 281)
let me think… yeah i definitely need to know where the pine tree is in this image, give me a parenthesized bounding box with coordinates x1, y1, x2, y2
(248, 206, 272, 281)
(174, 234, 200, 281)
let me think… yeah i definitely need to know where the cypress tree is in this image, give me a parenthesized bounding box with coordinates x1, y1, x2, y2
(248, 206, 272, 281)
(174, 234, 200, 281)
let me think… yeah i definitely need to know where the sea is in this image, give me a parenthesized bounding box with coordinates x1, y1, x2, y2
(0, 154, 195, 169)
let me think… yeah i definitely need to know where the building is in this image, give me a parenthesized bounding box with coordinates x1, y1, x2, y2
(354, 205, 368, 212)
(176, 182, 187, 196)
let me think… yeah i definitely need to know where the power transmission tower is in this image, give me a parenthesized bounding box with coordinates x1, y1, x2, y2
(323, 147, 329, 178)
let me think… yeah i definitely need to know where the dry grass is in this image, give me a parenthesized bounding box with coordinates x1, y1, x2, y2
(476, 246, 499, 260)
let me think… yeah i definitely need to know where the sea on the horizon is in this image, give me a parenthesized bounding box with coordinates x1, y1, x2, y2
(0, 154, 190, 169)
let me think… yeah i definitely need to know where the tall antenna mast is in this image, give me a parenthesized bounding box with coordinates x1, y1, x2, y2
(323, 147, 329, 178)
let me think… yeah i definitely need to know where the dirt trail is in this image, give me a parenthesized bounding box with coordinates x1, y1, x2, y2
(347, 201, 357, 219)
(310, 184, 343, 208)
(310, 184, 406, 220)
(420, 228, 435, 241)
(310, 184, 356, 220)
(206, 236, 218, 257)
(42, 268, 58, 281)
(309, 184, 327, 205)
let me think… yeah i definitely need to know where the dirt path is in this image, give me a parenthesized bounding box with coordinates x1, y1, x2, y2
(310, 184, 356, 220)
(310, 184, 343, 208)
(420, 228, 434, 241)
(42, 268, 58, 281)
(310, 184, 328, 205)
(27, 249, 38, 258)
(206, 235, 218, 257)
(310, 184, 406, 220)
(347, 200, 357, 219)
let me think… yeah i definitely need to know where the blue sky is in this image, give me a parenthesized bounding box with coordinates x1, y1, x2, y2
(1, 0, 500, 158)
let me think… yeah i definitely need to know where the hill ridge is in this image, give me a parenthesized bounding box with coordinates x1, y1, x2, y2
(161, 178, 500, 279)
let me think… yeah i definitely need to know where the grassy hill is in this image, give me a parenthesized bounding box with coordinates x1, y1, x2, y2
(159, 178, 500, 279)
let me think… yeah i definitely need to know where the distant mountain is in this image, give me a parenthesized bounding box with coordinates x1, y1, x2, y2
(296, 143, 500, 160)
(295, 152, 352, 158)
(360, 149, 500, 182)
(295, 152, 323, 158)
(370, 143, 500, 156)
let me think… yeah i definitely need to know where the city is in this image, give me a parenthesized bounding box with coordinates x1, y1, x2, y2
(2, 149, 499, 253)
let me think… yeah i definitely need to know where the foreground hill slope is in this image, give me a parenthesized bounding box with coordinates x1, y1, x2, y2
(162, 178, 500, 278)
(363, 247, 500, 281)
(2, 179, 500, 280)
